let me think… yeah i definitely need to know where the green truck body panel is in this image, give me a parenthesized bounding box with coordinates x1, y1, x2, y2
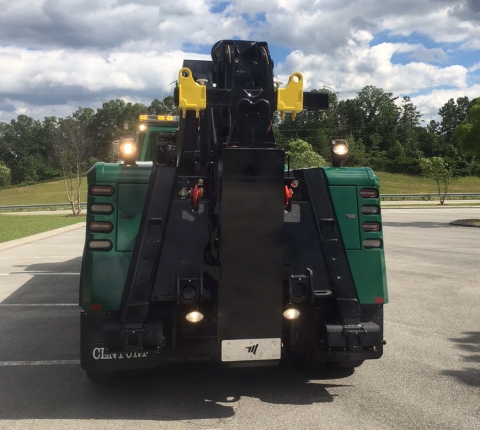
(82, 164, 387, 311)
(80, 41, 387, 373)
(83, 162, 153, 311)
(328, 186, 360, 250)
(347, 249, 388, 304)
(117, 183, 149, 251)
(323, 166, 380, 188)
(324, 167, 388, 304)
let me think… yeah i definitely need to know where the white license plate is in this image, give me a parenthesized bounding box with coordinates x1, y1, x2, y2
(221, 338, 281, 362)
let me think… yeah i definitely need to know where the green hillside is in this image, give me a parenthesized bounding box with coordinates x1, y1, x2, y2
(0, 181, 88, 206)
(376, 172, 480, 194)
(0, 173, 479, 207)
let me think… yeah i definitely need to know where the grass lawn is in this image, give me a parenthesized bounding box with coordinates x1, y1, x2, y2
(0, 174, 479, 206)
(0, 214, 85, 243)
(0, 180, 88, 206)
(0, 172, 478, 243)
(376, 172, 480, 194)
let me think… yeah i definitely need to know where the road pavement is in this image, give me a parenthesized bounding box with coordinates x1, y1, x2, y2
(0, 208, 478, 429)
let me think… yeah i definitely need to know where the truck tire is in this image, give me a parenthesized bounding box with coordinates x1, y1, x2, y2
(284, 310, 325, 371)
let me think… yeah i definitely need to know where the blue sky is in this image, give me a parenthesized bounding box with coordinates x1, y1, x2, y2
(0, 0, 478, 123)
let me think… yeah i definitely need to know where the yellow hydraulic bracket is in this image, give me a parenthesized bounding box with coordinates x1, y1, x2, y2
(276, 72, 304, 120)
(177, 67, 207, 118)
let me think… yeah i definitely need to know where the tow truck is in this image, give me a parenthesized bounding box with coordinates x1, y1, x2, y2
(80, 39, 387, 378)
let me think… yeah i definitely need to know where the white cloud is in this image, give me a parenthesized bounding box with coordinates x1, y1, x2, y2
(0, 0, 479, 123)
(411, 84, 480, 119)
(469, 62, 480, 72)
(274, 35, 469, 121)
(0, 46, 206, 93)
(0, 45, 210, 121)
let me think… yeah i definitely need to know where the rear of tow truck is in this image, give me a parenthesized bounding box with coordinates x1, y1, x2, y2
(79, 39, 387, 378)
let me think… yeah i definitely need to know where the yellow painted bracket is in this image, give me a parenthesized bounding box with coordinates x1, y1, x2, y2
(177, 67, 207, 118)
(276, 72, 304, 120)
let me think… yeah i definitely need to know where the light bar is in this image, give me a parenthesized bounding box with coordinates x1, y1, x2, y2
(361, 205, 380, 215)
(138, 114, 179, 122)
(90, 203, 114, 214)
(359, 188, 378, 199)
(363, 239, 383, 249)
(90, 185, 115, 196)
(88, 240, 112, 250)
(89, 221, 113, 232)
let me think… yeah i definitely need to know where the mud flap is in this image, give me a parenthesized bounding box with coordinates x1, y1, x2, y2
(217, 148, 284, 364)
(80, 311, 163, 373)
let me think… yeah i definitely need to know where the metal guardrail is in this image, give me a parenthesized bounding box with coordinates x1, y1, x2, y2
(379, 193, 480, 201)
(0, 194, 479, 211)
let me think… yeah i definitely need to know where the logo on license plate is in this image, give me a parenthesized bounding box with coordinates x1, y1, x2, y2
(222, 338, 280, 362)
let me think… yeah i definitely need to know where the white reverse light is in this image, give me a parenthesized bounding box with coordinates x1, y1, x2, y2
(186, 310, 204, 323)
(283, 308, 300, 320)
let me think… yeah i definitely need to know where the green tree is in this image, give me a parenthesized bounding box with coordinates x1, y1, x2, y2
(347, 86, 400, 153)
(90, 100, 147, 159)
(343, 134, 369, 167)
(0, 163, 11, 187)
(0, 115, 48, 184)
(438, 96, 471, 145)
(285, 139, 327, 170)
(274, 89, 338, 158)
(419, 157, 453, 204)
(455, 99, 480, 158)
(147, 96, 179, 115)
(51, 116, 98, 215)
(398, 96, 422, 155)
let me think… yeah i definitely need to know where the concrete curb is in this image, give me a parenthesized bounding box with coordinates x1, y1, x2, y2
(0, 222, 85, 251)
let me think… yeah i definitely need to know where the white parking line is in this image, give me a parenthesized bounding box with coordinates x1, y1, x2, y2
(24, 244, 77, 247)
(0, 272, 80, 275)
(0, 360, 80, 366)
(0, 256, 78, 259)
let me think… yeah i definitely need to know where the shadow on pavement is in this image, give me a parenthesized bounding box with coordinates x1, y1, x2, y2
(442, 331, 480, 387)
(0, 257, 356, 421)
(1, 256, 82, 305)
(0, 362, 355, 421)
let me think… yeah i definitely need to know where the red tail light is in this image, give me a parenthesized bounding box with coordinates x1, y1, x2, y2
(362, 222, 381, 232)
(89, 221, 113, 232)
(90, 185, 115, 196)
(359, 188, 378, 198)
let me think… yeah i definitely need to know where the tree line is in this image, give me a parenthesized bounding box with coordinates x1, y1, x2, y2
(0, 87, 479, 192)
(276, 86, 480, 178)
